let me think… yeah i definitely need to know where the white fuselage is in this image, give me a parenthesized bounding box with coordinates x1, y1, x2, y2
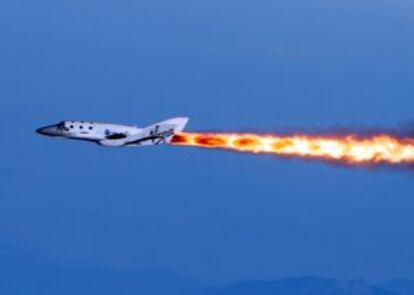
(63, 121, 142, 141)
(36, 117, 189, 147)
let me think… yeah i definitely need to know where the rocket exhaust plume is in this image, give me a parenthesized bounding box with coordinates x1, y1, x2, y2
(171, 131, 414, 165)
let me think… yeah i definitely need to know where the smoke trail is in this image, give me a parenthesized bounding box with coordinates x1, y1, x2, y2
(171, 132, 414, 165)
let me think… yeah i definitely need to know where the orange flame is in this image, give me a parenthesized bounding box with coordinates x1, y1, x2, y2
(171, 132, 414, 165)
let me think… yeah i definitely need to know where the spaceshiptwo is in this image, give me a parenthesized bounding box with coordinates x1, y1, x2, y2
(36, 117, 189, 147)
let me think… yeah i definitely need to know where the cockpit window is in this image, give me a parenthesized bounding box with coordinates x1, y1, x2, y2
(56, 121, 69, 131)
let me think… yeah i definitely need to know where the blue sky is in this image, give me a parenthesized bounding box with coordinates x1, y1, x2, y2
(1, 0, 414, 285)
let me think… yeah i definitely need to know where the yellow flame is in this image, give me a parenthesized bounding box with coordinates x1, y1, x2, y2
(171, 132, 414, 164)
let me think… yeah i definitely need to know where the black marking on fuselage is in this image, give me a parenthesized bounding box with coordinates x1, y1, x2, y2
(125, 135, 165, 146)
(125, 127, 175, 146)
(105, 133, 127, 140)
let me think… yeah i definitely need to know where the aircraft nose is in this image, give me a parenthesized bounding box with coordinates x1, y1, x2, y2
(36, 125, 60, 136)
(36, 127, 46, 135)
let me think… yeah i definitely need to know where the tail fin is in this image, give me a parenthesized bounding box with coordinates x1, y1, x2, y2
(148, 117, 189, 144)
(127, 117, 189, 145)
(158, 117, 189, 134)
